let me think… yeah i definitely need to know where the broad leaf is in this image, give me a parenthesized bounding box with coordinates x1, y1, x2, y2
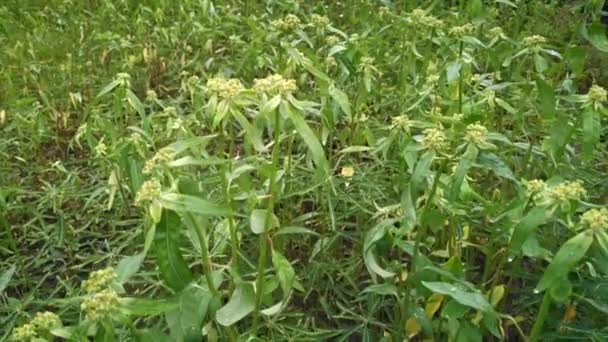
(160, 193, 231, 217)
(154, 210, 193, 291)
(216, 283, 255, 326)
(422, 281, 493, 312)
(272, 249, 295, 295)
(536, 231, 593, 292)
(449, 144, 478, 201)
(509, 206, 551, 253)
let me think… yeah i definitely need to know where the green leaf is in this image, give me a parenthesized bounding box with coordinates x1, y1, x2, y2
(411, 150, 435, 194)
(549, 114, 575, 160)
(564, 46, 586, 76)
(126, 89, 145, 118)
(280, 102, 329, 174)
(362, 283, 399, 297)
(422, 281, 493, 312)
(582, 110, 600, 161)
(509, 206, 551, 253)
(259, 95, 282, 118)
(272, 249, 295, 294)
(232, 109, 266, 152)
(363, 221, 395, 278)
(166, 286, 211, 341)
(250, 209, 279, 234)
(216, 283, 255, 326)
(456, 321, 483, 342)
(449, 144, 478, 201)
(159, 193, 231, 217)
(446, 62, 462, 84)
(586, 21, 608, 52)
(120, 297, 179, 316)
(536, 231, 593, 292)
(154, 210, 193, 291)
(549, 278, 572, 303)
(536, 78, 555, 119)
(328, 85, 351, 117)
(96, 79, 121, 98)
(116, 253, 145, 284)
(275, 226, 320, 236)
(476, 152, 517, 182)
(401, 185, 417, 232)
(0, 265, 16, 295)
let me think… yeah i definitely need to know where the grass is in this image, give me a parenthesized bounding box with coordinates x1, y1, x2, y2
(2, 0, 608, 341)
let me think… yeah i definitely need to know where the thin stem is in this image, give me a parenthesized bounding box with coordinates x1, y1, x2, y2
(529, 291, 552, 342)
(412, 158, 448, 272)
(219, 124, 239, 272)
(185, 213, 220, 298)
(458, 40, 464, 114)
(252, 107, 282, 335)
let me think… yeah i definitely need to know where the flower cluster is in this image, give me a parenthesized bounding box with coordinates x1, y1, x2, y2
(422, 128, 447, 151)
(31, 312, 61, 331)
(522, 35, 547, 48)
(143, 148, 174, 174)
(311, 14, 330, 29)
(581, 208, 608, 231)
(206, 78, 245, 100)
(11, 312, 61, 341)
(325, 35, 340, 46)
(549, 180, 586, 205)
(524, 179, 546, 195)
(271, 14, 301, 31)
(81, 289, 120, 321)
(82, 267, 117, 294)
(145, 89, 157, 101)
(488, 26, 506, 41)
(465, 123, 488, 145)
(584, 85, 607, 111)
(409, 9, 443, 29)
(135, 179, 162, 206)
(95, 141, 108, 157)
(253, 74, 297, 95)
(12, 323, 37, 341)
(391, 115, 412, 133)
(449, 23, 476, 38)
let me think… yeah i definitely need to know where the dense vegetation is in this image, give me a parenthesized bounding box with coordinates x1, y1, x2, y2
(2, 0, 608, 341)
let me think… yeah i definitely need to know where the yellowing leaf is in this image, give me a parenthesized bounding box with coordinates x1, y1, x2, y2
(341, 166, 355, 177)
(405, 317, 422, 338)
(425, 293, 444, 318)
(490, 285, 506, 307)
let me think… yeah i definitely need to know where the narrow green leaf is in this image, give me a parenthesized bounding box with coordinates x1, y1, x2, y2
(126, 89, 145, 118)
(509, 206, 551, 253)
(272, 249, 295, 294)
(120, 297, 179, 316)
(0, 265, 16, 295)
(328, 85, 351, 117)
(536, 231, 593, 292)
(154, 210, 193, 291)
(96, 79, 121, 98)
(116, 253, 145, 284)
(422, 281, 493, 312)
(232, 110, 266, 152)
(586, 21, 608, 52)
(363, 221, 395, 278)
(160, 193, 231, 217)
(216, 283, 255, 326)
(280, 102, 329, 174)
(449, 144, 479, 201)
(536, 78, 555, 119)
(476, 152, 517, 182)
(582, 110, 600, 160)
(411, 150, 435, 194)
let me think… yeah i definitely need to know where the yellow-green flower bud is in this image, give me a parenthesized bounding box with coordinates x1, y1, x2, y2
(581, 208, 608, 231)
(31, 311, 61, 331)
(81, 289, 120, 321)
(11, 323, 37, 341)
(422, 128, 447, 150)
(135, 179, 162, 206)
(82, 267, 117, 294)
(522, 35, 546, 48)
(465, 123, 488, 145)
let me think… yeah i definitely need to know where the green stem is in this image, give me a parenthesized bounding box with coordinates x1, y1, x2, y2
(412, 158, 447, 272)
(219, 125, 239, 272)
(458, 40, 464, 114)
(185, 213, 220, 298)
(252, 108, 282, 335)
(529, 291, 552, 342)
